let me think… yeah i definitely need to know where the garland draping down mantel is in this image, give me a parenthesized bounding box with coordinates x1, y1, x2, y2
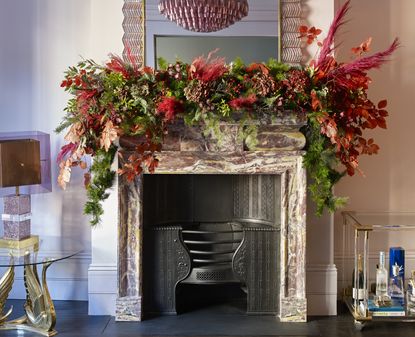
(56, 0, 399, 226)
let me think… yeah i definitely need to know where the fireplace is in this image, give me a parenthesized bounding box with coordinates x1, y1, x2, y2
(116, 146, 307, 322)
(142, 174, 280, 315)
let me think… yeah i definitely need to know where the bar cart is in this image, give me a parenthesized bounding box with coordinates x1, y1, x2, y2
(341, 211, 415, 330)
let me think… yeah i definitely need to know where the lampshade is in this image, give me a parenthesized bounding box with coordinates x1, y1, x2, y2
(158, 0, 249, 33)
(0, 131, 51, 196)
(0, 139, 41, 188)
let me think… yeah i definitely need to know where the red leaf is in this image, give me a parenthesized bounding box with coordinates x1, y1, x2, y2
(351, 47, 362, 55)
(299, 25, 308, 34)
(361, 37, 372, 53)
(377, 117, 387, 129)
(378, 100, 387, 109)
(379, 109, 388, 117)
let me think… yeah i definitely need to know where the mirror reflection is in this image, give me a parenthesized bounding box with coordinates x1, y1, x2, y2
(145, 0, 280, 67)
(155, 36, 279, 65)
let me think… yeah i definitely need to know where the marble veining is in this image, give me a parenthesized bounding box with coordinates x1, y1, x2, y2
(117, 150, 307, 322)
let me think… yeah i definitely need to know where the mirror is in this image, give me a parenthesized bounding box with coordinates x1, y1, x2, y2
(155, 36, 279, 66)
(122, 0, 302, 67)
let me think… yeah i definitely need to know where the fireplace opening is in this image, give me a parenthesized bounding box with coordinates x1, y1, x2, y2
(142, 174, 281, 317)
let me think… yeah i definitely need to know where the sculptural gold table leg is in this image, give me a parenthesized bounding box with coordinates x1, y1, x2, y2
(0, 256, 57, 336)
(0, 263, 14, 324)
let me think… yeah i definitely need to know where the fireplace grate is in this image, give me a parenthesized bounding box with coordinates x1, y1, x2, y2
(181, 222, 243, 284)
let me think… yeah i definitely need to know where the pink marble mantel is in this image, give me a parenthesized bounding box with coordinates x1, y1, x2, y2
(116, 149, 307, 322)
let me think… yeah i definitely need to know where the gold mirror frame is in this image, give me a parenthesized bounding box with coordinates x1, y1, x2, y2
(122, 0, 302, 67)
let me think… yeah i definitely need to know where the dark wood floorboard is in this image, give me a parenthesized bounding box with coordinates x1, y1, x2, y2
(2, 300, 415, 337)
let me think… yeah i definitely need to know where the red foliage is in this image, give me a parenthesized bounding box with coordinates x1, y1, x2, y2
(351, 37, 372, 56)
(156, 96, 184, 121)
(106, 56, 131, 79)
(329, 38, 400, 90)
(299, 25, 322, 45)
(190, 49, 227, 82)
(118, 141, 162, 180)
(303, 1, 399, 177)
(229, 94, 257, 110)
(57, 143, 78, 163)
(246, 63, 270, 75)
(316, 0, 351, 68)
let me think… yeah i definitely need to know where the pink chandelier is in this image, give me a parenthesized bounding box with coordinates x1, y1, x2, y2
(158, 0, 249, 33)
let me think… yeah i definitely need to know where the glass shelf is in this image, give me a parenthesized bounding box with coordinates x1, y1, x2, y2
(0, 236, 83, 267)
(343, 211, 415, 231)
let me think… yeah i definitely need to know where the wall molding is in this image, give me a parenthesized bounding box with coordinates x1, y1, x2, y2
(306, 264, 337, 316)
(4, 252, 91, 301)
(88, 263, 118, 315)
(87, 262, 339, 316)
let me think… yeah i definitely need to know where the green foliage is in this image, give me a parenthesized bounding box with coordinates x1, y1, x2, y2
(218, 99, 231, 118)
(266, 59, 291, 80)
(84, 147, 117, 226)
(57, 49, 392, 226)
(302, 115, 348, 215)
(157, 57, 168, 70)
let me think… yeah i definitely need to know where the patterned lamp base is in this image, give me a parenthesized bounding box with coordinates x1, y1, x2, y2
(2, 194, 31, 241)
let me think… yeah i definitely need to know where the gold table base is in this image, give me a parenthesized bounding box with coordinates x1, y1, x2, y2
(0, 254, 57, 336)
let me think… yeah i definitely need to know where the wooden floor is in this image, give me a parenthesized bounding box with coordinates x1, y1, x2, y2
(2, 300, 415, 337)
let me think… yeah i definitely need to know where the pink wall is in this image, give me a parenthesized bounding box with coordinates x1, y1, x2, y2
(335, 0, 415, 211)
(334, 0, 415, 280)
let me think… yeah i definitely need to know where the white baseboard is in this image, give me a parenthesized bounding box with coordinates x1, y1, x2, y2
(306, 264, 338, 316)
(5, 259, 337, 317)
(88, 263, 117, 315)
(87, 263, 338, 317)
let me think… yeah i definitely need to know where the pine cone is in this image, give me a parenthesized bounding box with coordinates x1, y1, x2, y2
(167, 62, 183, 80)
(184, 81, 215, 110)
(251, 73, 276, 96)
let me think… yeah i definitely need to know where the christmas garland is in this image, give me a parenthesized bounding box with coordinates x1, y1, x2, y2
(56, 1, 398, 226)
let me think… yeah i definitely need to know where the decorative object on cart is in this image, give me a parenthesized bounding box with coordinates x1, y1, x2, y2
(0, 132, 52, 240)
(389, 263, 404, 300)
(0, 139, 40, 240)
(389, 247, 405, 280)
(407, 271, 415, 314)
(158, 0, 249, 33)
(376, 251, 388, 299)
(352, 254, 365, 301)
(56, 0, 399, 226)
(368, 297, 405, 317)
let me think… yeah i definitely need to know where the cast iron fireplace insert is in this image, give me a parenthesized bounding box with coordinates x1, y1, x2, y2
(142, 174, 281, 316)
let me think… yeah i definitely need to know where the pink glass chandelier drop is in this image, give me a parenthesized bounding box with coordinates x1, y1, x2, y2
(158, 0, 249, 33)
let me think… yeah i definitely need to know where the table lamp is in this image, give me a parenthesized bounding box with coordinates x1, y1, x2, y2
(0, 139, 41, 240)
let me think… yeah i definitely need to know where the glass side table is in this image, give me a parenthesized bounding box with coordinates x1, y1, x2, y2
(0, 236, 82, 336)
(341, 211, 415, 330)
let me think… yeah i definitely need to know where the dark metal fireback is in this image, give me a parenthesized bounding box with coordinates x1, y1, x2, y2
(143, 175, 280, 316)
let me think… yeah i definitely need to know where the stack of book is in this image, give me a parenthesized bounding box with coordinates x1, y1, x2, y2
(368, 298, 405, 317)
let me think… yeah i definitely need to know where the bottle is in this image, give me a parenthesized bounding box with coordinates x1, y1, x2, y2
(407, 270, 415, 314)
(388, 262, 404, 299)
(376, 251, 388, 298)
(352, 254, 365, 301)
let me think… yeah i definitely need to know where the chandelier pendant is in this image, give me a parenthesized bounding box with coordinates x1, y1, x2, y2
(158, 0, 249, 33)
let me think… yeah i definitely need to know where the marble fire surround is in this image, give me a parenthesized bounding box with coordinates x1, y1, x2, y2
(116, 149, 307, 322)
